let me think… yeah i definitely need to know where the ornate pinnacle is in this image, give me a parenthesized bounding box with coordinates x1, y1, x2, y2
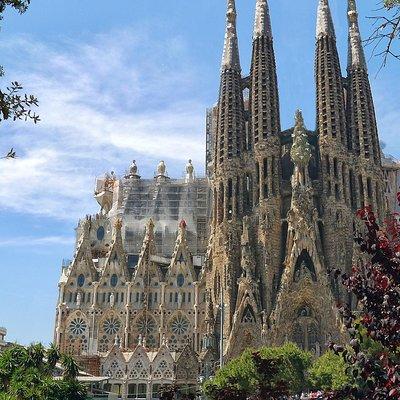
(291, 110, 312, 167)
(316, 0, 336, 39)
(146, 219, 155, 239)
(347, 0, 367, 70)
(221, 0, 241, 72)
(253, 0, 272, 39)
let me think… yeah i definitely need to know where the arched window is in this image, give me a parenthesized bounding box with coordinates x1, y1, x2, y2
(241, 305, 256, 323)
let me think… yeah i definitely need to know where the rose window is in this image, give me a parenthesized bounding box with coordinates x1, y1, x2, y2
(137, 316, 156, 335)
(171, 315, 189, 335)
(69, 318, 87, 335)
(103, 317, 121, 335)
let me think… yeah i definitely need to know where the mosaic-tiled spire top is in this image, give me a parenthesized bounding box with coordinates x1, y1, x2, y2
(316, 0, 336, 38)
(253, 0, 272, 39)
(221, 0, 241, 72)
(347, 0, 367, 70)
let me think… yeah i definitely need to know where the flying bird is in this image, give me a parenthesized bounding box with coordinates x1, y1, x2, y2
(1, 148, 17, 159)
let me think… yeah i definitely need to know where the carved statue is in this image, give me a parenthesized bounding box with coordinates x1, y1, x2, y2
(76, 292, 82, 307)
(185, 159, 195, 182)
(110, 293, 115, 308)
(130, 160, 138, 175)
(157, 160, 167, 176)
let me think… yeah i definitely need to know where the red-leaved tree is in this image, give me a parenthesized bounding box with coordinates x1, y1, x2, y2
(325, 196, 400, 399)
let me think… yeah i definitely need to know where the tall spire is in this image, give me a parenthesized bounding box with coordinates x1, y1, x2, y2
(250, 0, 280, 143)
(253, 0, 272, 39)
(316, 0, 336, 38)
(347, 0, 367, 70)
(221, 0, 241, 72)
(346, 0, 381, 167)
(214, 0, 245, 168)
(315, 0, 347, 147)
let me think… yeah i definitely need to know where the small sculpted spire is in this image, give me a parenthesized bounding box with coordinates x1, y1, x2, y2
(316, 0, 336, 38)
(221, 0, 241, 72)
(347, 0, 367, 70)
(253, 0, 272, 39)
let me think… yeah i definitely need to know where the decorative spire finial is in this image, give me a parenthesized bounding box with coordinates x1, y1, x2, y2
(316, 0, 336, 39)
(253, 0, 272, 39)
(221, 0, 241, 72)
(291, 110, 312, 167)
(347, 0, 367, 70)
(146, 219, 155, 239)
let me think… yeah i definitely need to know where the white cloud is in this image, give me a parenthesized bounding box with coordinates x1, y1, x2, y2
(0, 30, 207, 220)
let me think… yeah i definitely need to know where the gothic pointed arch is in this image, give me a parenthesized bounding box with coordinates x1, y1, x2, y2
(101, 343, 126, 379)
(175, 344, 199, 382)
(166, 220, 197, 284)
(152, 345, 175, 382)
(133, 219, 162, 285)
(126, 344, 151, 381)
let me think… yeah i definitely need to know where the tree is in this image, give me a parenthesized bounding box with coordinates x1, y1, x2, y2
(322, 201, 400, 399)
(308, 350, 350, 392)
(203, 343, 312, 400)
(0, 0, 39, 159)
(0, 343, 86, 400)
(367, 0, 400, 67)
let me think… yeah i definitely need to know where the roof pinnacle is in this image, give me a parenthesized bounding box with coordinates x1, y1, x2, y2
(221, 0, 241, 72)
(316, 0, 336, 39)
(253, 0, 272, 39)
(347, 0, 367, 70)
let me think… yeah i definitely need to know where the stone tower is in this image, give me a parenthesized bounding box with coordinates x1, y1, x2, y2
(346, 0, 384, 220)
(205, 0, 387, 360)
(208, 0, 248, 350)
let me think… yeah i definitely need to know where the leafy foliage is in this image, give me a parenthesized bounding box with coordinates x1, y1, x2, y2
(0, 0, 31, 18)
(0, 82, 39, 123)
(323, 202, 400, 399)
(0, 0, 39, 159)
(308, 351, 350, 391)
(203, 343, 312, 400)
(0, 343, 86, 400)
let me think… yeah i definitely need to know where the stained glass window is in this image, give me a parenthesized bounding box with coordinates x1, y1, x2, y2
(97, 226, 105, 241)
(177, 274, 185, 287)
(77, 274, 85, 287)
(103, 317, 121, 335)
(69, 318, 87, 335)
(171, 314, 189, 335)
(110, 274, 118, 287)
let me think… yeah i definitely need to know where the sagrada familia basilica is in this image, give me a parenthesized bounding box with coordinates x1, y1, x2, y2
(54, 0, 400, 397)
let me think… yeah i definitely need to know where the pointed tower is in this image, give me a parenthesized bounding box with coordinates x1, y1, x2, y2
(226, 217, 263, 359)
(249, 0, 282, 315)
(209, 0, 248, 357)
(270, 111, 343, 352)
(346, 0, 384, 217)
(315, 0, 354, 304)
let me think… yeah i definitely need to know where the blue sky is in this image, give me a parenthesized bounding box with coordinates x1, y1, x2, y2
(0, 0, 399, 345)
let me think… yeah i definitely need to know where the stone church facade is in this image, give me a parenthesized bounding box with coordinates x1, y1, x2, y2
(54, 0, 399, 397)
